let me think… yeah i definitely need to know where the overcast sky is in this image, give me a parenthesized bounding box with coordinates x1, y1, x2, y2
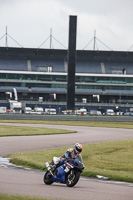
(1, 0, 133, 51)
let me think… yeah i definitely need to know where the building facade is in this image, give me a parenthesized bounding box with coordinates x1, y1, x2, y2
(0, 47, 133, 110)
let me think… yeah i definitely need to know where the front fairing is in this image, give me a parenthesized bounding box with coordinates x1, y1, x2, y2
(52, 164, 66, 183)
(69, 155, 84, 171)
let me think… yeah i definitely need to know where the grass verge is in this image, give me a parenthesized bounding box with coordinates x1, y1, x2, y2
(0, 120, 133, 129)
(0, 125, 76, 137)
(8, 139, 133, 183)
(0, 194, 56, 200)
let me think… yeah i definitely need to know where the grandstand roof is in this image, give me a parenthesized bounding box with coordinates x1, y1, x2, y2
(0, 46, 133, 62)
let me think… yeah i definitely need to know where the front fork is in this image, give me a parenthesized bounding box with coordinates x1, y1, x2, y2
(45, 162, 54, 176)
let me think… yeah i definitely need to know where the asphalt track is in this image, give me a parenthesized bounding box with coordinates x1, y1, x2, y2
(0, 123, 133, 200)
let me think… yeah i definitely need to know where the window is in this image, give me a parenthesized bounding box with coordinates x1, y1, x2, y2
(125, 78, 133, 84)
(81, 76, 96, 82)
(22, 74, 36, 80)
(0, 73, 6, 79)
(37, 75, 51, 81)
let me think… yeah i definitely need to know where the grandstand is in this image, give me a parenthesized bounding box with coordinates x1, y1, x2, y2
(0, 46, 133, 111)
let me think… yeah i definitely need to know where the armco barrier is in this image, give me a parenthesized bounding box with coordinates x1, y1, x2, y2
(0, 114, 133, 122)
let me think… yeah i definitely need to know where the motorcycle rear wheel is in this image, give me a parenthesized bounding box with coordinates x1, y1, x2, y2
(66, 170, 80, 187)
(43, 171, 53, 185)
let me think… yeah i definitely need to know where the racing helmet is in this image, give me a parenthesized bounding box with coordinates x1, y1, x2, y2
(74, 143, 82, 154)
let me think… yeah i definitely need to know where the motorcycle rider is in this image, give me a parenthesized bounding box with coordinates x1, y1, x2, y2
(50, 143, 83, 171)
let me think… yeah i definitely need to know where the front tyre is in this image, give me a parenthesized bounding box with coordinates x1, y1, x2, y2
(43, 171, 53, 185)
(66, 170, 80, 187)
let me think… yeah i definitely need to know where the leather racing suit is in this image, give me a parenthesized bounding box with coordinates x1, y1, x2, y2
(56, 148, 78, 167)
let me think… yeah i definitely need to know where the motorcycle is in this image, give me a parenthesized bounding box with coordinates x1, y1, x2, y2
(43, 154, 84, 187)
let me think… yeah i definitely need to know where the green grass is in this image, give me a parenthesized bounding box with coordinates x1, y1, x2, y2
(0, 194, 56, 200)
(0, 120, 133, 129)
(1, 120, 133, 182)
(0, 125, 76, 137)
(8, 139, 133, 183)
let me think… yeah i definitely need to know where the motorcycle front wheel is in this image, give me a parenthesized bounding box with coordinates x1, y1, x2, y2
(43, 171, 53, 185)
(66, 170, 80, 187)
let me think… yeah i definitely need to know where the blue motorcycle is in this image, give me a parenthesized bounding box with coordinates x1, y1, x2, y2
(43, 155, 84, 187)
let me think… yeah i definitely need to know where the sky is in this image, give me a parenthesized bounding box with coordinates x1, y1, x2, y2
(0, 0, 133, 51)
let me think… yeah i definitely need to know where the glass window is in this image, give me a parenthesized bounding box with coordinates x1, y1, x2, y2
(7, 73, 22, 80)
(6, 82, 21, 87)
(7, 74, 15, 79)
(26, 83, 51, 88)
(96, 77, 110, 83)
(51, 84, 67, 88)
(0, 82, 6, 86)
(37, 75, 51, 81)
(111, 77, 125, 83)
(81, 76, 96, 82)
(125, 86, 133, 90)
(125, 78, 133, 84)
(53, 75, 66, 82)
(0, 73, 6, 79)
(75, 76, 81, 82)
(22, 74, 37, 80)
(77, 85, 96, 89)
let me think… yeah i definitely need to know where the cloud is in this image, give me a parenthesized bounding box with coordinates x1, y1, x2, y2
(0, 0, 133, 51)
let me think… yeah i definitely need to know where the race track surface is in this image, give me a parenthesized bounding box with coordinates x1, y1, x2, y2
(0, 123, 133, 200)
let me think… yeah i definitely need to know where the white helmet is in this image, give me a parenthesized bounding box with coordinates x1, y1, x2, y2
(74, 143, 82, 154)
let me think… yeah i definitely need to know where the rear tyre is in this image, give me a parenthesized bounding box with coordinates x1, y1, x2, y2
(66, 170, 80, 187)
(43, 171, 53, 185)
